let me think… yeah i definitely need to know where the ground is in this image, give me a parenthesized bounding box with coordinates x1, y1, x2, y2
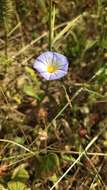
(0, 0, 107, 189)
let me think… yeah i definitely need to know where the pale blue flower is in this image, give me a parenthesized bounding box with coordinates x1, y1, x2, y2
(33, 51, 69, 80)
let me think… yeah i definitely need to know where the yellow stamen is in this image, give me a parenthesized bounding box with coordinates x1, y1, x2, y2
(47, 64, 58, 73)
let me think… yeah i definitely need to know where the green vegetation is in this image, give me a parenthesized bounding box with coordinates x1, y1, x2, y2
(0, 0, 107, 189)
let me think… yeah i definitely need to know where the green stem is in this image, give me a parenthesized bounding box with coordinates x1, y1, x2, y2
(0, 139, 35, 155)
(4, 19, 8, 58)
(49, 0, 52, 51)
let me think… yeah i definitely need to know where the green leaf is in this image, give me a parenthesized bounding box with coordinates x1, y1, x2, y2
(40, 153, 60, 177)
(62, 155, 76, 162)
(49, 174, 59, 190)
(25, 67, 36, 80)
(37, 0, 47, 13)
(62, 155, 82, 166)
(23, 84, 36, 97)
(0, 184, 7, 190)
(8, 181, 26, 190)
(11, 165, 29, 182)
(25, 66, 39, 84)
(49, 174, 58, 184)
(100, 37, 107, 49)
(14, 137, 25, 145)
(23, 84, 41, 100)
(84, 39, 97, 52)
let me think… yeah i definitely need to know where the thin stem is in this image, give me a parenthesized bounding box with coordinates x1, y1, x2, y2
(0, 139, 35, 156)
(47, 87, 83, 129)
(50, 127, 106, 190)
(13, 21, 71, 58)
(4, 18, 8, 58)
(49, 0, 52, 51)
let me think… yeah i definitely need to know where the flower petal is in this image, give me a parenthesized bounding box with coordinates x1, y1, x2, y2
(37, 51, 54, 65)
(49, 70, 67, 80)
(33, 59, 47, 73)
(33, 51, 69, 80)
(39, 72, 51, 80)
(54, 52, 69, 67)
(57, 63, 68, 72)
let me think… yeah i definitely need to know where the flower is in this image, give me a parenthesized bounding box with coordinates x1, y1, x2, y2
(33, 51, 69, 80)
